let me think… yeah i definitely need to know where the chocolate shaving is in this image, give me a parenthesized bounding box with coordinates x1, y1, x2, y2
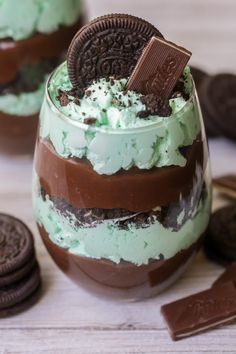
(112, 98, 120, 106)
(84, 117, 97, 125)
(67, 86, 84, 99)
(56, 90, 70, 107)
(140, 94, 172, 117)
(85, 89, 92, 97)
(73, 97, 80, 106)
(137, 110, 150, 119)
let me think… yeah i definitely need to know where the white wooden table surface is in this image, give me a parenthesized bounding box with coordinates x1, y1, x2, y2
(1, 1, 236, 353)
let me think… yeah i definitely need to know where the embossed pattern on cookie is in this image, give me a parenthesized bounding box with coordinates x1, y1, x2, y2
(0, 214, 34, 276)
(204, 205, 236, 265)
(67, 14, 163, 88)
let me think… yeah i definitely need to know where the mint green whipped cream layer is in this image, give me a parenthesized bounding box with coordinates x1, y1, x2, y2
(41, 63, 200, 175)
(0, 0, 81, 40)
(0, 81, 45, 116)
(33, 170, 211, 266)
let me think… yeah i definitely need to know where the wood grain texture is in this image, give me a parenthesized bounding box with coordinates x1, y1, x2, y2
(1, 329, 236, 354)
(86, 0, 236, 73)
(1, 0, 236, 352)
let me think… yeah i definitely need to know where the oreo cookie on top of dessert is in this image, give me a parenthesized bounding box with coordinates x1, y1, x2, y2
(33, 14, 212, 299)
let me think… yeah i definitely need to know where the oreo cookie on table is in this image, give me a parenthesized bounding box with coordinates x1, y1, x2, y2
(190, 66, 219, 138)
(200, 74, 236, 140)
(199, 93, 221, 138)
(190, 66, 208, 90)
(0, 214, 34, 276)
(0, 256, 36, 287)
(0, 214, 41, 316)
(0, 282, 41, 318)
(204, 205, 236, 266)
(67, 14, 163, 88)
(0, 264, 40, 317)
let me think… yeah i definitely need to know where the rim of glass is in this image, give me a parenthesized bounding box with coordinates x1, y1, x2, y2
(46, 61, 196, 135)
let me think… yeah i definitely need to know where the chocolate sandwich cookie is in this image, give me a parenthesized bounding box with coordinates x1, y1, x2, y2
(213, 174, 236, 199)
(200, 97, 221, 138)
(204, 205, 236, 265)
(0, 284, 41, 318)
(0, 257, 36, 287)
(191, 68, 220, 138)
(0, 264, 41, 318)
(67, 14, 163, 88)
(0, 264, 40, 310)
(190, 66, 208, 90)
(0, 214, 34, 276)
(0, 214, 42, 316)
(200, 74, 236, 140)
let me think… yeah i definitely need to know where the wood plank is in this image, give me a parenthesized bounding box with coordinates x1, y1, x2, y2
(1, 328, 236, 354)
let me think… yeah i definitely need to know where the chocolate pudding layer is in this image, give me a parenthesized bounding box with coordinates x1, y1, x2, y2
(0, 59, 59, 155)
(35, 135, 205, 211)
(39, 224, 205, 299)
(0, 18, 84, 84)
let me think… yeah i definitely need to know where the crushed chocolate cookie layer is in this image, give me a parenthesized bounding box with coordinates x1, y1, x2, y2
(40, 183, 207, 231)
(0, 58, 60, 95)
(140, 94, 172, 117)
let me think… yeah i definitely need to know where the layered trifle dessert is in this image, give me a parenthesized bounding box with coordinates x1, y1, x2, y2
(33, 14, 212, 299)
(0, 0, 84, 154)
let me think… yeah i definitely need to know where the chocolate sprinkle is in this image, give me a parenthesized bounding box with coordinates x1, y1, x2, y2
(137, 110, 150, 119)
(56, 90, 70, 107)
(67, 86, 84, 99)
(85, 90, 92, 97)
(73, 97, 80, 105)
(84, 117, 97, 125)
(112, 98, 120, 106)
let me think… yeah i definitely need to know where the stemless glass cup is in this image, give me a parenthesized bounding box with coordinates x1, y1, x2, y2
(33, 64, 212, 300)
